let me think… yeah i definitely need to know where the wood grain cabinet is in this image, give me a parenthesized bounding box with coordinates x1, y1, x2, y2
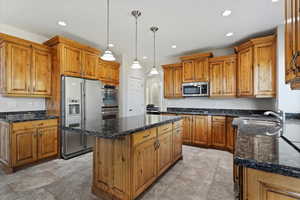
(211, 116, 226, 149)
(241, 168, 300, 200)
(96, 59, 120, 85)
(209, 55, 237, 97)
(235, 35, 276, 98)
(0, 119, 58, 172)
(226, 117, 236, 152)
(180, 52, 212, 83)
(285, 0, 300, 89)
(157, 128, 173, 176)
(162, 63, 183, 98)
(193, 115, 210, 146)
(0, 33, 52, 97)
(182, 115, 193, 144)
(173, 126, 183, 162)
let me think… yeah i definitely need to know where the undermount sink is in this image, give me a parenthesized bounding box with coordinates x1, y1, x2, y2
(237, 118, 282, 136)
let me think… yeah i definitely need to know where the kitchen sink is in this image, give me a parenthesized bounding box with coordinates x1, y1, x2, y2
(236, 118, 282, 136)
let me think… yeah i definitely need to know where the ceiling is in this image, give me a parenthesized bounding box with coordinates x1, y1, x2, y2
(0, 0, 284, 68)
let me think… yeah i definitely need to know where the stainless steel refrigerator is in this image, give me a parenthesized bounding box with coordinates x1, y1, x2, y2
(61, 76, 102, 159)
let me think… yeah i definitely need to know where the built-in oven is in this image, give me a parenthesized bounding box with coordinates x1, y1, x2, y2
(182, 82, 209, 97)
(101, 85, 119, 120)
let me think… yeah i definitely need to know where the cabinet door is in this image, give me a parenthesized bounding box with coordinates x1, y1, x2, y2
(6, 43, 31, 95)
(194, 58, 209, 82)
(111, 65, 120, 84)
(210, 62, 223, 97)
(163, 68, 174, 98)
(237, 47, 254, 97)
(31, 48, 52, 96)
(182, 116, 193, 144)
(157, 131, 173, 176)
(12, 129, 37, 167)
(193, 116, 209, 146)
(173, 128, 182, 161)
(37, 126, 58, 159)
(223, 59, 237, 97)
(62, 45, 82, 76)
(182, 60, 194, 82)
(173, 67, 182, 97)
(133, 138, 157, 198)
(254, 42, 276, 97)
(211, 117, 226, 148)
(226, 117, 236, 152)
(96, 61, 107, 81)
(0, 122, 10, 165)
(82, 52, 97, 79)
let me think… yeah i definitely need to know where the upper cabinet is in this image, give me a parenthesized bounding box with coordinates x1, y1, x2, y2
(285, 0, 300, 89)
(162, 63, 183, 98)
(96, 59, 120, 85)
(235, 35, 276, 98)
(209, 55, 237, 97)
(180, 52, 212, 83)
(44, 36, 100, 80)
(0, 33, 52, 97)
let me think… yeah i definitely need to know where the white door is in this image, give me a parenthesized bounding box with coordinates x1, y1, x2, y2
(127, 77, 145, 116)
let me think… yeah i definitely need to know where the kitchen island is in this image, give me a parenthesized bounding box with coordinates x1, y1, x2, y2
(233, 118, 300, 200)
(62, 114, 183, 200)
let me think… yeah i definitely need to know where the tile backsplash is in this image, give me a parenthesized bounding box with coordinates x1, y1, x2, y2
(0, 96, 45, 112)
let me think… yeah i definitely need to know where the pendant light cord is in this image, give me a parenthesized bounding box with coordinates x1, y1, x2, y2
(106, 0, 110, 48)
(153, 30, 156, 68)
(135, 16, 138, 60)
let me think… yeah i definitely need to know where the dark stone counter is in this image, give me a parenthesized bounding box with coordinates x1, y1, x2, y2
(233, 118, 300, 179)
(0, 110, 58, 123)
(62, 114, 182, 139)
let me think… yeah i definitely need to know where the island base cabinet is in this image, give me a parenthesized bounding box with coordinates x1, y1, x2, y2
(92, 121, 183, 200)
(242, 168, 300, 200)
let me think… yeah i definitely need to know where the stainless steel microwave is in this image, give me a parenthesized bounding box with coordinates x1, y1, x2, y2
(182, 82, 209, 97)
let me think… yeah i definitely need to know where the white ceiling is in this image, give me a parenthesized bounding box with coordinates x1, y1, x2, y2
(0, 0, 284, 68)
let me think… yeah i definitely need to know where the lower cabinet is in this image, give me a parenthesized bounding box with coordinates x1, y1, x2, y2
(182, 115, 193, 144)
(226, 117, 236, 152)
(0, 119, 58, 172)
(193, 116, 210, 146)
(173, 127, 183, 161)
(239, 167, 300, 200)
(157, 131, 173, 176)
(211, 116, 227, 149)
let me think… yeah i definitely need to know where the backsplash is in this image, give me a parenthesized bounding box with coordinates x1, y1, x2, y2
(0, 96, 45, 112)
(163, 98, 276, 111)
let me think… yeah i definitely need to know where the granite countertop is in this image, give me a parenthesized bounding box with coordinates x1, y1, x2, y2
(62, 114, 182, 139)
(0, 111, 58, 123)
(233, 118, 300, 179)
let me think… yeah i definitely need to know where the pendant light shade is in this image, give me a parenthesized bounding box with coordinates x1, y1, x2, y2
(131, 10, 142, 69)
(101, 0, 116, 61)
(149, 26, 159, 76)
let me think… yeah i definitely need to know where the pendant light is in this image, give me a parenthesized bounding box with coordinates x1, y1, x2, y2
(131, 10, 142, 69)
(101, 0, 116, 61)
(149, 26, 159, 75)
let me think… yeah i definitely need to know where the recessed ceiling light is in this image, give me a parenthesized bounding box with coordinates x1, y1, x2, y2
(222, 10, 232, 17)
(272, 0, 279, 2)
(58, 21, 67, 26)
(108, 43, 114, 47)
(143, 56, 148, 59)
(171, 45, 177, 49)
(226, 32, 234, 37)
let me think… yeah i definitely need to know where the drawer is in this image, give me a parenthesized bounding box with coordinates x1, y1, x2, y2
(212, 116, 226, 122)
(158, 123, 172, 135)
(133, 128, 157, 146)
(173, 120, 183, 129)
(173, 127, 183, 134)
(12, 119, 58, 131)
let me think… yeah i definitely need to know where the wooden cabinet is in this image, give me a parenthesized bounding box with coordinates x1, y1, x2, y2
(61, 44, 82, 76)
(226, 117, 236, 152)
(173, 127, 183, 161)
(82, 51, 98, 79)
(285, 0, 300, 88)
(96, 59, 120, 85)
(0, 119, 58, 172)
(0, 33, 52, 97)
(193, 115, 210, 146)
(37, 126, 58, 159)
(242, 168, 300, 200)
(157, 130, 173, 176)
(133, 137, 157, 198)
(235, 35, 276, 97)
(182, 115, 193, 144)
(180, 52, 212, 83)
(223, 57, 237, 96)
(210, 61, 224, 97)
(211, 116, 226, 149)
(162, 63, 183, 98)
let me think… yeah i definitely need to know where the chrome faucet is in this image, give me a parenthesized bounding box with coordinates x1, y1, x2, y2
(264, 110, 285, 126)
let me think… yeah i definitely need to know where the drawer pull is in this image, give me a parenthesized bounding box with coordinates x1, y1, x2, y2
(143, 134, 150, 139)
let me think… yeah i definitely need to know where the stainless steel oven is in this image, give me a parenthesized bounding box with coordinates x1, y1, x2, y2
(182, 82, 209, 97)
(101, 85, 119, 119)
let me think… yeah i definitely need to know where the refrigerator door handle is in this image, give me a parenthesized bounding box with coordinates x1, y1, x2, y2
(80, 81, 85, 146)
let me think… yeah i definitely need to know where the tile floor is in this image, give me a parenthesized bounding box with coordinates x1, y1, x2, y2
(0, 146, 234, 200)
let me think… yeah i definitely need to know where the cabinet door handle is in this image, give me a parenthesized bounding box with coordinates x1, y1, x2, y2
(143, 134, 150, 139)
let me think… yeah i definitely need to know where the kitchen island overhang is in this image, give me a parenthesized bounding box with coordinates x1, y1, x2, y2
(62, 115, 184, 200)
